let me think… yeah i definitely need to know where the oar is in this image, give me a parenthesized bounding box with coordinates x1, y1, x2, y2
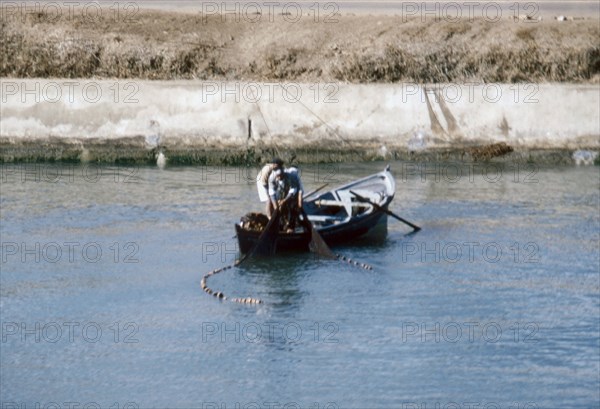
(349, 190, 421, 233)
(303, 183, 329, 200)
(238, 208, 281, 264)
(300, 208, 337, 260)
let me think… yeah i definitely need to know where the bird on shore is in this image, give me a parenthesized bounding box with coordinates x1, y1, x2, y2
(156, 149, 167, 168)
(147, 120, 167, 168)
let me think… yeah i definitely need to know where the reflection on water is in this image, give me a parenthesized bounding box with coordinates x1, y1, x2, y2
(1, 161, 599, 407)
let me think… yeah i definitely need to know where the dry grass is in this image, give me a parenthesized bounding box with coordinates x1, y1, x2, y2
(1, 9, 599, 82)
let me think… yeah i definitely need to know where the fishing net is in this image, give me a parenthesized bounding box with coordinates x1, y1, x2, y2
(300, 209, 337, 260)
(240, 212, 269, 232)
(246, 208, 282, 258)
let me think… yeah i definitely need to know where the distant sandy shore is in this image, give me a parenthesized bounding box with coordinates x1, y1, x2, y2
(1, 6, 599, 83)
(119, 1, 600, 18)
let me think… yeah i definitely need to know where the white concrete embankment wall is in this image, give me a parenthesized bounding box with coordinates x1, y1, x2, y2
(1, 80, 598, 153)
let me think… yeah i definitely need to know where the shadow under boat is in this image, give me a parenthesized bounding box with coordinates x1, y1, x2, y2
(235, 165, 395, 255)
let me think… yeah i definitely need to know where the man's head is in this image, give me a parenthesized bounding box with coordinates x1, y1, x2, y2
(271, 157, 284, 170)
(272, 169, 284, 180)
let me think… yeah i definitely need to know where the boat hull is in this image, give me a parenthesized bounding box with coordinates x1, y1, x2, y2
(235, 166, 395, 255)
(235, 210, 388, 254)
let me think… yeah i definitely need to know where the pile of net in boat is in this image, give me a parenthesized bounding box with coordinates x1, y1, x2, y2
(239, 212, 269, 232)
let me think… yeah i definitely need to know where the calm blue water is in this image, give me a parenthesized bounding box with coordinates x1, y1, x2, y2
(1, 161, 599, 408)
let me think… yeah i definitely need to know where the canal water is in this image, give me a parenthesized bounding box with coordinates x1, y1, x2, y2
(1, 161, 598, 408)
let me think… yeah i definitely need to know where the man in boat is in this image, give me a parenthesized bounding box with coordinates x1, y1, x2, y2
(268, 166, 304, 232)
(285, 166, 304, 211)
(256, 157, 283, 218)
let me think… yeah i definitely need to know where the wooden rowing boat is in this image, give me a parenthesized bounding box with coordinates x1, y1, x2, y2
(235, 165, 396, 254)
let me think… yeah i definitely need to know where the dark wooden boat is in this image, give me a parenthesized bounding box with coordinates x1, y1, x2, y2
(235, 165, 396, 254)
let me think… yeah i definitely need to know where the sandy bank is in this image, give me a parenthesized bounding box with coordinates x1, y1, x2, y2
(1, 8, 599, 83)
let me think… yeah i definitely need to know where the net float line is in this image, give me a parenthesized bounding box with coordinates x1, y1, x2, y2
(201, 254, 372, 304)
(201, 260, 263, 305)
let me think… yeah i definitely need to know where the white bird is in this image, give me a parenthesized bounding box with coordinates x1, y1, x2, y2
(408, 130, 428, 151)
(379, 145, 389, 158)
(146, 119, 166, 168)
(156, 149, 167, 169)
